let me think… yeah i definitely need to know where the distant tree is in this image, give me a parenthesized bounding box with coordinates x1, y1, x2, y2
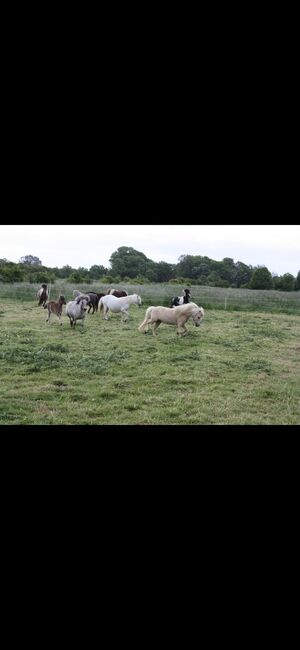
(176, 255, 202, 279)
(249, 266, 274, 290)
(219, 258, 236, 284)
(206, 271, 224, 286)
(194, 262, 210, 278)
(175, 255, 196, 279)
(195, 274, 209, 285)
(154, 261, 174, 282)
(109, 247, 152, 279)
(295, 270, 300, 291)
(102, 275, 115, 284)
(234, 261, 253, 287)
(274, 273, 296, 292)
(58, 265, 74, 278)
(19, 255, 42, 265)
(89, 265, 108, 279)
(34, 271, 55, 284)
(77, 267, 90, 279)
(272, 275, 281, 290)
(144, 268, 157, 282)
(175, 254, 236, 284)
(0, 265, 22, 282)
(69, 270, 87, 283)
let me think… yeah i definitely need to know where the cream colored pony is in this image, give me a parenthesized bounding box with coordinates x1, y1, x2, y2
(99, 293, 142, 321)
(138, 302, 204, 336)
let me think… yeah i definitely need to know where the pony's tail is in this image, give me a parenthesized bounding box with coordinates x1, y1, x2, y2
(99, 298, 104, 312)
(138, 307, 153, 332)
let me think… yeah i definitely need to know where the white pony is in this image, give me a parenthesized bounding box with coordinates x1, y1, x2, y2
(138, 302, 204, 336)
(99, 293, 142, 321)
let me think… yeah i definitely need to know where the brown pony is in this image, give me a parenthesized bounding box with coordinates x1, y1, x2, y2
(106, 288, 128, 298)
(44, 295, 66, 325)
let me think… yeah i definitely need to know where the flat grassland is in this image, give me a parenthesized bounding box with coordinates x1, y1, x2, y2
(0, 283, 299, 425)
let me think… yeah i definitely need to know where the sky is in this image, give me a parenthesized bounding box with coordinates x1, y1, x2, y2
(1, 224, 299, 277)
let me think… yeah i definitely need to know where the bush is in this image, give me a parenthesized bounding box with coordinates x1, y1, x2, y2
(69, 272, 91, 283)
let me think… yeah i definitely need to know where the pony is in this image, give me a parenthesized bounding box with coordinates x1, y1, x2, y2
(170, 288, 191, 308)
(72, 290, 105, 314)
(37, 283, 49, 307)
(65, 296, 89, 328)
(138, 302, 204, 337)
(44, 295, 66, 325)
(85, 292, 106, 313)
(99, 293, 142, 321)
(106, 288, 128, 297)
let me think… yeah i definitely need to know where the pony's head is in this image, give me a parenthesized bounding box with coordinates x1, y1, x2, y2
(75, 295, 89, 311)
(192, 306, 204, 327)
(134, 294, 142, 306)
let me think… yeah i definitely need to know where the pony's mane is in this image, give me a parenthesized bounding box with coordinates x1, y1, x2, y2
(179, 302, 199, 312)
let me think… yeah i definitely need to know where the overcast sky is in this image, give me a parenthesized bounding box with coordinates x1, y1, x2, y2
(1, 224, 299, 276)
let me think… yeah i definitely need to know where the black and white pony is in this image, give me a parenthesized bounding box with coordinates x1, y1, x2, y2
(170, 288, 191, 308)
(37, 283, 49, 307)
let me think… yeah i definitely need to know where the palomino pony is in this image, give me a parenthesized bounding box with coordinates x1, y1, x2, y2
(99, 293, 142, 321)
(138, 302, 204, 336)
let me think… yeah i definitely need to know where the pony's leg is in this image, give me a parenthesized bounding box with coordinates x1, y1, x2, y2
(103, 306, 109, 320)
(177, 320, 188, 336)
(151, 321, 160, 336)
(46, 309, 50, 323)
(121, 308, 130, 321)
(138, 315, 151, 332)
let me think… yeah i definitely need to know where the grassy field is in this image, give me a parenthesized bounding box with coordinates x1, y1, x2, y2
(1, 281, 300, 314)
(0, 283, 299, 425)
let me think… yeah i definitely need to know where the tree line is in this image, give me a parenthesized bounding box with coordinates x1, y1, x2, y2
(0, 246, 299, 291)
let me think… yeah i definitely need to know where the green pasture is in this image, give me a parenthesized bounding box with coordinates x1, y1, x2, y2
(0, 282, 299, 425)
(1, 280, 300, 314)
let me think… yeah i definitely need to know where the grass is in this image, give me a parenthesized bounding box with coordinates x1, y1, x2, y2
(0, 288, 299, 424)
(1, 281, 300, 314)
